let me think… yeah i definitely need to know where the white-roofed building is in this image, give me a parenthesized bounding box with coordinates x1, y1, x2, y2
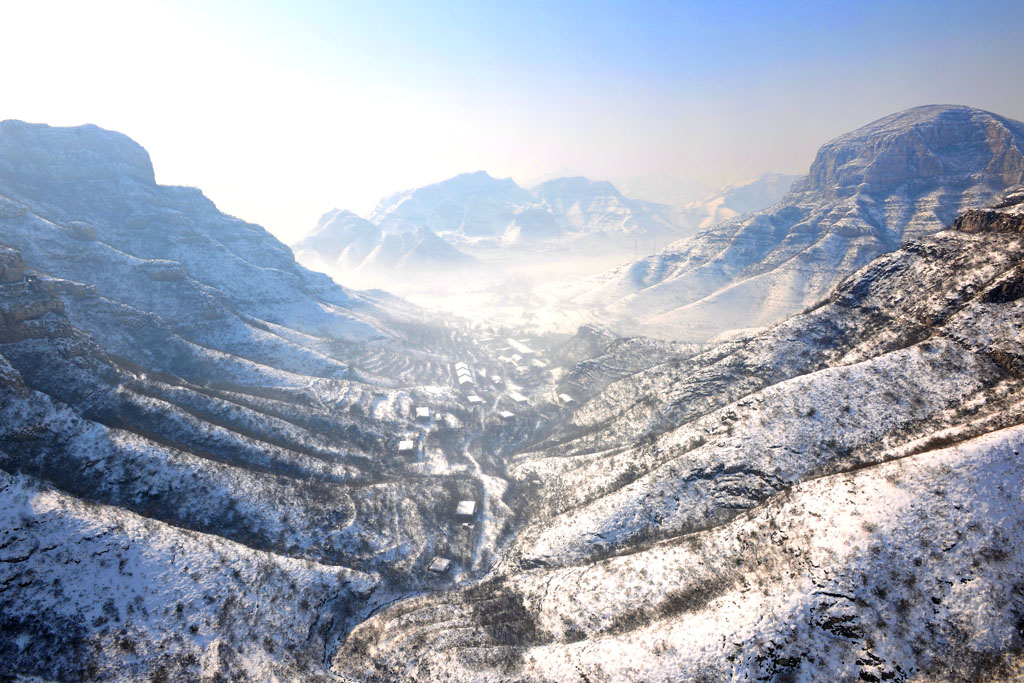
(455, 500, 477, 519)
(506, 338, 536, 356)
(427, 557, 452, 574)
(509, 391, 528, 404)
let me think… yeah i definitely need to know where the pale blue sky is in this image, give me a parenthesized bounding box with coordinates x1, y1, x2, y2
(3, 1, 1023, 241)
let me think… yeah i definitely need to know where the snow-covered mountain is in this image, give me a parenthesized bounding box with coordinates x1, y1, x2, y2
(293, 208, 478, 282)
(0, 121, 543, 679)
(306, 171, 689, 258)
(371, 170, 539, 238)
(295, 170, 696, 301)
(530, 175, 682, 241)
(563, 105, 1024, 341)
(7, 112, 1024, 681)
(333, 189, 1024, 681)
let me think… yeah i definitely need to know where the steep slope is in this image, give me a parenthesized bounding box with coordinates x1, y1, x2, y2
(0, 120, 407, 344)
(332, 194, 1024, 681)
(566, 105, 1024, 341)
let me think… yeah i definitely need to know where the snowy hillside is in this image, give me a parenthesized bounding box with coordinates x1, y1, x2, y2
(332, 190, 1024, 682)
(561, 105, 1024, 341)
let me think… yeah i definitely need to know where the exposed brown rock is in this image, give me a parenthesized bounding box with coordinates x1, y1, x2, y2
(952, 209, 1024, 234)
(0, 246, 25, 283)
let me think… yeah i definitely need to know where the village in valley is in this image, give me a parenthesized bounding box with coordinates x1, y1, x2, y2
(379, 324, 578, 585)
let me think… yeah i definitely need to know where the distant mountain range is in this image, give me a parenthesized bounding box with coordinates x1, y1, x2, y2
(677, 171, 799, 231)
(296, 171, 795, 289)
(563, 105, 1024, 341)
(294, 208, 479, 280)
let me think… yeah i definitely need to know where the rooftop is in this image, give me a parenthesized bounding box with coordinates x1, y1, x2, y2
(427, 557, 452, 574)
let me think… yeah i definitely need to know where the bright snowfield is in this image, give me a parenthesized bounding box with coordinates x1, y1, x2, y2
(2, 108, 1024, 682)
(292, 172, 796, 333)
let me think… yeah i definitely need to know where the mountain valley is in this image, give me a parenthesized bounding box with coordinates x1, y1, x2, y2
(2, 109, 1024, 682)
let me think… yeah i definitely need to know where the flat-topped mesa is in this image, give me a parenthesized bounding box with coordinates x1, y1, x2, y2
(801, 104, 1024, 199)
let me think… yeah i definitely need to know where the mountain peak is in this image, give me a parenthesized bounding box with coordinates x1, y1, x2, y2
(806, 104, 1024, 194)
(436, 170, 521, 193)
(315, 208, 364, 230)
(534, 176, 623, 200)
(0, 120, 156, 186)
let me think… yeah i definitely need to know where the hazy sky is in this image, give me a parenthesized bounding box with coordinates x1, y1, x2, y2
(4, 0, 1024, 242)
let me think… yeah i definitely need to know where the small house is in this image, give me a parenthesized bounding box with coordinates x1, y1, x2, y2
(558, 393, 576, 405)
(427, 557, 452, 574)
(455, 500, 477, 520)
(415, 406, 431, 422)
(506, 338, 536, 356)
(398, 439, 416, 454)
(491, 375, 502, 385)
(467, 394, 484, 404)
(509, 391, 528, 405)
(498, 410, 514, 420)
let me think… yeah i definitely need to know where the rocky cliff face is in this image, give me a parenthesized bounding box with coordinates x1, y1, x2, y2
(806, 105, 1024, 197)
(563, 105, 1024, 342)
(953, 208, 1024, 233)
